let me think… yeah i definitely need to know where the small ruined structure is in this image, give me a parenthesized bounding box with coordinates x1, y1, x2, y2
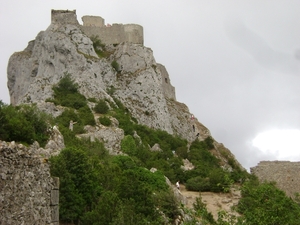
(251, 161, 300, 199)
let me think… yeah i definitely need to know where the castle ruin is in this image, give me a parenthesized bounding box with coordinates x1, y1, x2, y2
(51, 9, 144, 45)
(251, 161, 300, 199)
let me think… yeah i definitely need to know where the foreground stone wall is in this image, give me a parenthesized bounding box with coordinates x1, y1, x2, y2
(251, 161, 300, 199)
(0, 141, 59, 225)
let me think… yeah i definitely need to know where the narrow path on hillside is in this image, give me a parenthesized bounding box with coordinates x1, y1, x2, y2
(179, 185, 241, 220)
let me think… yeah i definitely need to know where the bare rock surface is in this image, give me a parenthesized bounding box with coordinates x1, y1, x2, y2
(180, 185, 241, 221)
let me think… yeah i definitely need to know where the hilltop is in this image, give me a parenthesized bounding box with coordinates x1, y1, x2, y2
(7, 9, 242, 168)
(2, 9, 300, 225)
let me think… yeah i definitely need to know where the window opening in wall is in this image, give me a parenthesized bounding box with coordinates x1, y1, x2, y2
(165, 78, 168, 83)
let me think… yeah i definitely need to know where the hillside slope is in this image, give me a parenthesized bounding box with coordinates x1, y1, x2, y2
(7, 10, 243, 172)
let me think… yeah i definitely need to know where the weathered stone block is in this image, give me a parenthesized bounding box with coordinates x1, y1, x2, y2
(50, 190, 59, 206)
(51, 205, 59, 222)
(52, 176, 60, 190)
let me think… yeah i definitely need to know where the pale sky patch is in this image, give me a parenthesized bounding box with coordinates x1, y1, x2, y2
(253, 129, 300, 160)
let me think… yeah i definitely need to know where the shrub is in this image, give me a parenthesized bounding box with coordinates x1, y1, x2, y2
(175, 146, 188, 159)
(153, 190, 181, 220)
(49, 72, 87, 110)
(87, 97, 97, 103)
(78, 105, 95, 126)
(94, 100, 109, 114)
(0, 102, 50, 146)
(209, 169, 232, 193)
(186, 176, 211, 192)
(111, 60, 120, 72)
(90, 35, 107, 58)
(204, 136, 214, 149)
(121, 135, 137, 156)
(188, 140, 220, 168)
(99, 116, 111, 126)
(53, 72, 78, 95)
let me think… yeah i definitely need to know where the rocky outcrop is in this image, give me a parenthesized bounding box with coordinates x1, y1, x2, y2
(7, 10, 210, 144)
(77, 124, 124, 155)
(181, 159, 195, 171)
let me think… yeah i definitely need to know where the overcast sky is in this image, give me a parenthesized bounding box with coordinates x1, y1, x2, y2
(1, 0, 300, 171)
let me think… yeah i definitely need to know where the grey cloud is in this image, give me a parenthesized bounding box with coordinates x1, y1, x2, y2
(225, 18, 300, 75)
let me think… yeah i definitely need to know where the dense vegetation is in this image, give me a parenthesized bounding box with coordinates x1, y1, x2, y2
(50, 142, 176, 224)
(2, 73, 300, 224)
(0, 100, 51, 147)
(46, 72, 95, 133)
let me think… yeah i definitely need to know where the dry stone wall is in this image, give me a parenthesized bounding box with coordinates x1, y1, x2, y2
(251, 161, 300, 199)
(0, 141, 59, 225)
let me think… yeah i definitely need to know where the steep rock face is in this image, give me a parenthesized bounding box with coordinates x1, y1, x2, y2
(7, 11, 210, 143)
(108, 42, 174, 135)
(6, 10, 245, 173)
(7, 23, 114, 105)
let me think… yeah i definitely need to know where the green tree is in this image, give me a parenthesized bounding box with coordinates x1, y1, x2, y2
(81, 191, 121, 225)
(50, 147, 99, 224)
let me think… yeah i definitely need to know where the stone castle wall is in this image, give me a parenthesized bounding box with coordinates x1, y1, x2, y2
(251, 161, 300, 199)
(51, 9, 79, 26)
(80, 14, 143, 44)
(0, 141, 59, 225)
(51, 10, 143, 45)
(80, 21, 143, 45)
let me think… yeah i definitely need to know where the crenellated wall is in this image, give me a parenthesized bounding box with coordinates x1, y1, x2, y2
(251, 161, 300, 199)
(0, 141, 59, 225)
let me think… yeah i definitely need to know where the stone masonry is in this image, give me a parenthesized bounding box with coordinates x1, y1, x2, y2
(51, 9, 144, 45)
(0, 141, 59, 225)
(251, 161, 300, 199)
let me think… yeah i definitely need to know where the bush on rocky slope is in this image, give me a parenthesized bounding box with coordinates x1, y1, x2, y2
(0, 100, 51, 146)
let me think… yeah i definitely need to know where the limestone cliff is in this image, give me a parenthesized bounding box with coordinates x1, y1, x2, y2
(7, 10, 242, 170)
